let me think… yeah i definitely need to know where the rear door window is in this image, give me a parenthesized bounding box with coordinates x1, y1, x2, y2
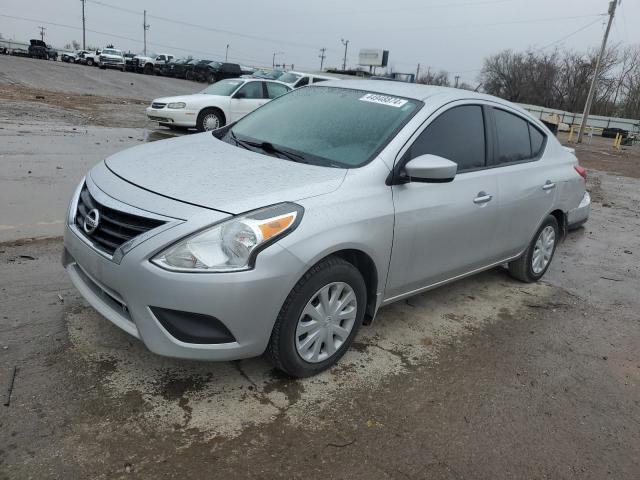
(403, 105, 486, 172)
(295, 77, 310, 88)
(493, 109, 534, 164)
(237, 81, 265, 99)
(265, 82, 289, 99)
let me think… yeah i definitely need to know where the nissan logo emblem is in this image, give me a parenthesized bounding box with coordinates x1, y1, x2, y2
(83, 208, 100, 234)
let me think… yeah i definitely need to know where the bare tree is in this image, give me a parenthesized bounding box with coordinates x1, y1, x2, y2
(417, 69, 451, 87)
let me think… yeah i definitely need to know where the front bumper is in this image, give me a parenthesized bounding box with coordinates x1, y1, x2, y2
(62, 183, 305, 361)
(145, 106, 197, 127)
(567, 191, 590, 228)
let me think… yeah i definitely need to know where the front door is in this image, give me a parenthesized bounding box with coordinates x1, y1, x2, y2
(385, 104, 502, 300)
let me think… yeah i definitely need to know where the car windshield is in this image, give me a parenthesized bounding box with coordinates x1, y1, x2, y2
(208, 61, 221, 67)
(278, 72, 301, 84)
(102, 49, 121, 55)
(200, 79, 244, 96)
(226, 87, 421, 168)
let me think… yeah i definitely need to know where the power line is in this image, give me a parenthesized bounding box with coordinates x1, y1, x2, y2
(537, 17, 604, 51)
(85, 0, 336, 53)
(352, 13, 605, 33)
(281, 0, 522, 17)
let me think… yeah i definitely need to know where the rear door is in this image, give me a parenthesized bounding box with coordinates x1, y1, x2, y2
(386, 103, 502, 300)
(488, 107, 556, 257)
(228, 81, 269, 122)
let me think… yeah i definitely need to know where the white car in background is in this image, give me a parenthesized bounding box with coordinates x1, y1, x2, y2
(277, 71, 337, 88)
(146, 78, 292, 131)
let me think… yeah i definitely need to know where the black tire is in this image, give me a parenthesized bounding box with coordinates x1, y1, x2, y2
(508, 215, 559, 283)
(195, 108, 225, 132)
(87, 58, 94, 66)
(266, 256, 367, 378)
(185, 70, 193, 81)
(207, 73, 216, 84)
(144, 63, 154, 75)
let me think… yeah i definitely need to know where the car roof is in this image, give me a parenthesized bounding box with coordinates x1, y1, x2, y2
(314, 79, 518, 106)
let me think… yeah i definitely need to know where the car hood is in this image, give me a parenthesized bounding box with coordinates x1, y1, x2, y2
(103, 133, 347, 214)
(153, 94, 226, 105)
(101, 54, 123, 59)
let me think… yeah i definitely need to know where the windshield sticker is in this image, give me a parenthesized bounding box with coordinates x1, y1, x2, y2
(359, 93, 408, 108)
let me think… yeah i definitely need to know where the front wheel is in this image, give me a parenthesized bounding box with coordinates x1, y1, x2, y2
(266, 257, 366, 377)
(508, 215, 559, 283)
(87, 58, 94, 66)
(196, 108, 224, 132)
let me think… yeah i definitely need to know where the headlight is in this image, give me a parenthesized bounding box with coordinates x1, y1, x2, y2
(167, 102, 186, 109)
(151, 203, 303, 272)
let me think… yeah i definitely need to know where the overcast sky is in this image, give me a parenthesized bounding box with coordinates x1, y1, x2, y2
(1, 0, 638, 84)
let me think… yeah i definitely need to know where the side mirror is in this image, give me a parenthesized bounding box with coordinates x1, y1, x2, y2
(404, 154, 457, 183)
(234, 91, 246, 99)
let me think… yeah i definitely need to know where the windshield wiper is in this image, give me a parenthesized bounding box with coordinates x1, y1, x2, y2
(230, 133, 309, 163)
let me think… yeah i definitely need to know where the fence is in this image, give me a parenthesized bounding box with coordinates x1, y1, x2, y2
(517, 102, 640, 135)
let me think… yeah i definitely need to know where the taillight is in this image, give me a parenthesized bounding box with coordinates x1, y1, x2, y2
(574, 165, 587, 180)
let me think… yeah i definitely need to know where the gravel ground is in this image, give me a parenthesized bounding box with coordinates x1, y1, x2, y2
(1, 56, 639, 480)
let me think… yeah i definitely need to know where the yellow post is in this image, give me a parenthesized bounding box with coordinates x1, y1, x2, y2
(614, 133, 622, 150)
(568, 126, 575, 143)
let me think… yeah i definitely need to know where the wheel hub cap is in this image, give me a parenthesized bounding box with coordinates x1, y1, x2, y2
(203, 115, 220, 131)
(295, 282, 357, 363)
(532, 225, 555, 274)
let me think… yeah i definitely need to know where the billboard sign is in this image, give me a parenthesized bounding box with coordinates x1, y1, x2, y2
(358, 49, 389, 67)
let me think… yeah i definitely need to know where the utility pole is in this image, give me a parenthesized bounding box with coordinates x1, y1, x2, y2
(416, 63, 421, 81)
(454, 75, 460, 88)
(577, 0, 618, 143)
(272, 51, 283, 68)
(38, 26, 46, 41)
(143, 10, 150, 56)
(80, 0, 86, 49)
(225, 44, 229, 61)
(319, 47, 326, 71)
(341, 38, 349, 71)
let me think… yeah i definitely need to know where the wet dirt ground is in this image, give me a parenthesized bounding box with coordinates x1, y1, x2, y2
(1, 57, 639, 479)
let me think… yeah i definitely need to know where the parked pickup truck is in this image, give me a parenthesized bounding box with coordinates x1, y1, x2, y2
(80, 49, 101, 66)
(133, 53, 175, 74)
(28, 39, 58, 60)
(98, 48, 125, 71)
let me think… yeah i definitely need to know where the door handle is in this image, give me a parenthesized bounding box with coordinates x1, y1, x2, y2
(473, 192, 493, 204)
(542, 181, 556, 191)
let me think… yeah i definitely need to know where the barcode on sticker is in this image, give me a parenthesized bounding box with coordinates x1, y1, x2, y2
(359, 93, 408, 107)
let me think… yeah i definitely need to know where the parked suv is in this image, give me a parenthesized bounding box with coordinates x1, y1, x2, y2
(63, 81, 589, 377)
(28, 39, 57, 60)
(194, 61, 242, 83)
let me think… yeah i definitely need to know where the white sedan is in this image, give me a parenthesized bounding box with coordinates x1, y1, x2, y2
(146, 78, 292, 131)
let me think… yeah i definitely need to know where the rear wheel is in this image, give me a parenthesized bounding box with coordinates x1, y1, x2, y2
(196, 108, 224, 132)
(508, 215, 559, 283)
(266, 256, 366, 378)
(87, 58, 94, 66)
(144, 63, 154, 75)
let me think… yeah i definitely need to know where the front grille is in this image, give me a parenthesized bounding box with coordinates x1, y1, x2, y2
(75, 185, 165, 255)
(152, 102, 166, 109)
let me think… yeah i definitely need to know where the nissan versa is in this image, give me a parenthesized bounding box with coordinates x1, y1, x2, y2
(63, 81, 590, 377)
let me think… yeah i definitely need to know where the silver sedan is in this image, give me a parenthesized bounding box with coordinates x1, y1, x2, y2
(63, 81, 589, 377)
